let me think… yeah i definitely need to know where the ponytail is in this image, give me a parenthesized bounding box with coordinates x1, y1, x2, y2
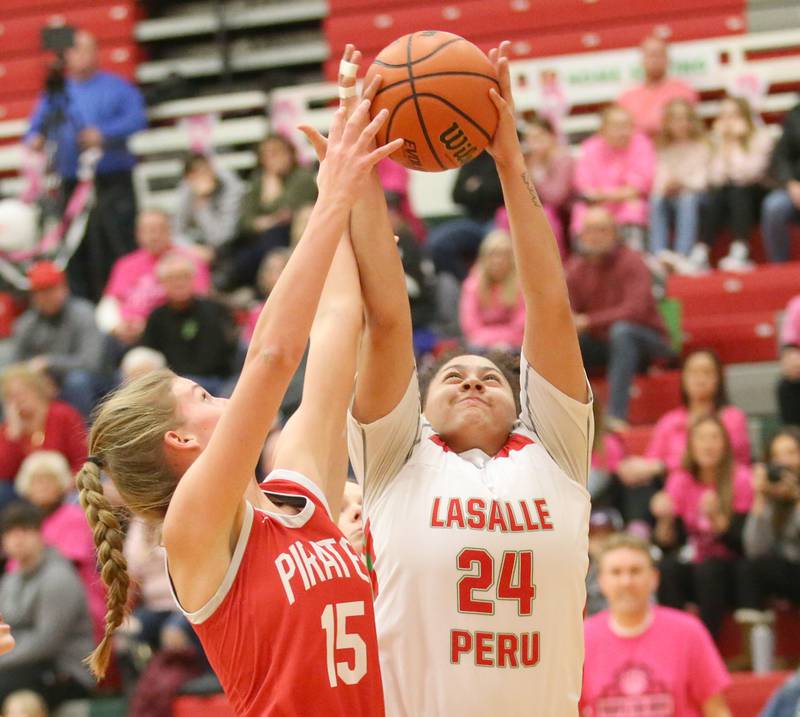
(76, 460, 130, 680)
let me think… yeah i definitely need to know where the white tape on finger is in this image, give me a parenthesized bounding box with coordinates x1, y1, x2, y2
(339, 59, 359, 79)
(338, 84, 357, 99)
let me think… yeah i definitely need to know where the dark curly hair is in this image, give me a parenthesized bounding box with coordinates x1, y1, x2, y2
(418, 345, 521, 414)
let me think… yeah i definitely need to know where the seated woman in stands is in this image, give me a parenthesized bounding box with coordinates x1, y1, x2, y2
(700, 96, 774, 272)
(173, 153, 244, 289)
(649, 98, 710, 272)
(235, 134, 318, 287)
(0, 365, 86, 508)
(736, 429, 800, 644)
(572, 104, 655, 250)
(651, 415, 753, 640)
(13, 451, 104, 640)
(615, 349, 750, 527)
(458, 230, 525, 351)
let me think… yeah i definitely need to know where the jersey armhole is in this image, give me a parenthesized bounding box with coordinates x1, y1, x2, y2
(166, 501, 254, 625)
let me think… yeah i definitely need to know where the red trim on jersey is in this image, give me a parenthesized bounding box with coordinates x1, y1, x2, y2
(429, 432, 534, 458)
(363, 518, 379, 598)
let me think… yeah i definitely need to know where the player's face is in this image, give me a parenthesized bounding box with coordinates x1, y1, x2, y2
(338, 481, 364, 552)
(598, 547, 657, 615)
(425, 355, 517, 452)
(688, 420, 727, 471)
(171, 377, 228, 450)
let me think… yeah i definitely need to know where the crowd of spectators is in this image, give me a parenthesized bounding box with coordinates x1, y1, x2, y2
(1, 23, 800, 716)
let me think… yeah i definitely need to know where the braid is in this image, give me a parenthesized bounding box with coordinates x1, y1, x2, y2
(76, 461, 130, 680)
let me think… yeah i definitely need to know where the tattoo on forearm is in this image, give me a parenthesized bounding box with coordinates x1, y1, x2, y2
(521, 172, 542, 208)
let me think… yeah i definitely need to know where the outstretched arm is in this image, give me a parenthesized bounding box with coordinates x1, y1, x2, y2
(164, 101, 402, 560)
(271, 230, 363, 517)
(488, 43, 587, 403)
(301, 46, 415, 425)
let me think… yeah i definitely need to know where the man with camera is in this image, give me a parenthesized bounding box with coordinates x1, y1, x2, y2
(25, 28, 147, 302)
(735, 428, 800, 671)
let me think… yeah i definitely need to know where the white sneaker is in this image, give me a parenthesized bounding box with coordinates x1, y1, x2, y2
(683, 243, 710, 275)
(718, 240, 754, 272)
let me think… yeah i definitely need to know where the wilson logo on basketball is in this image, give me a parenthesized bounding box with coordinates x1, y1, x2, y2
(439, 122, 478, 164)
(403, 139, 423, 168)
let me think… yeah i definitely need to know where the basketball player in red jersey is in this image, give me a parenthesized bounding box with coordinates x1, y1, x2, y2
(73, 99, 402, 715)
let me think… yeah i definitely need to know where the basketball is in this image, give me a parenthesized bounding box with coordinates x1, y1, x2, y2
(364, 31, 499, 172)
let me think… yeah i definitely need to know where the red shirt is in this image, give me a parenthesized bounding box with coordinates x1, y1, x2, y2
(0, 400, 87, 481)
(565, 245, 666, 341)
(172, 471, 385, 717)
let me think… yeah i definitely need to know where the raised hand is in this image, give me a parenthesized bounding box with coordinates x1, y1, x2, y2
(300, 43, 383, 162)
(0, 619, 14, 656)
(312, 99, 402, 204)
(486, 41, 523, 168)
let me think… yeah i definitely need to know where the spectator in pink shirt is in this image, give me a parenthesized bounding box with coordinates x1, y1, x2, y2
(582, 533, 731, 717)
(651, 415, 754, 639)
(458, 230, 525, 351)
(702, 96, 774, 272)
(243, 247, 291, 345)
(573, 105, 655, 249)
(96, 208, 211, 349)
(13, 451, 105, 641)
(618, 35, 699, 139)
(778, 294, 800, 426)
(617, 349, 751, 497)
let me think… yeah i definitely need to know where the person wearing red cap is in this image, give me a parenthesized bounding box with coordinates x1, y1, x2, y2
(10, 260, 103, 418)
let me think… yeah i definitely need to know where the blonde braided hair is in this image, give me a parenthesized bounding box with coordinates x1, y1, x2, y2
(75, 368, 182, 679)
(76, 461, 129, 679)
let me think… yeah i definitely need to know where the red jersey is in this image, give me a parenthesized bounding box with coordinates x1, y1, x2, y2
(169, 470, 385, 716)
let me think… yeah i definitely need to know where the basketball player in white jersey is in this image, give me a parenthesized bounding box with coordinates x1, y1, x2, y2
(342, 42, 592, 716)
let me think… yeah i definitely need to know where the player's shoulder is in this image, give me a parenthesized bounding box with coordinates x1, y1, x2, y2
(260, 469, 331, 518)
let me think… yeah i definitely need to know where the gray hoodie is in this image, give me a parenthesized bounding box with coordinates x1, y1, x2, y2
(0, 547, 94, 689)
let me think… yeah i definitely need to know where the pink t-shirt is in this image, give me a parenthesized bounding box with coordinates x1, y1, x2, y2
(665, 464, 754, 562)
(645, 405, 751, 472)
(103, 247, 211, 323)
(781, 295, 800, 347)
(592, 432, 626, 473)
(458, 271, 526, 350)
(618, 79, 699, 138)
(582, 606, 730, 717)
(572, 131, 655, 232)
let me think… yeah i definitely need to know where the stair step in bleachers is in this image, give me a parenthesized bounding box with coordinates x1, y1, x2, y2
(325, 0, 742, 59)
(136, 0, 327, 42)
(591, 370, 682, 426)
(683, 311, 779, 364)
(135, 35, 328, 84)
(724, 671, 794, 717)
(323, 0, 746, 77)
(667, 263, 800, 320)
(0, 3, 140, 59)
(620, 424, 655, 455)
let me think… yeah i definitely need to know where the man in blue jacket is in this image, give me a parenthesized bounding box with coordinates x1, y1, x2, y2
(26, 29, 147, 301)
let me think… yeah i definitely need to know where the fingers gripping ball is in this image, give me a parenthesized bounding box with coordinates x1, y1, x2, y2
(364, 31, 499, 172)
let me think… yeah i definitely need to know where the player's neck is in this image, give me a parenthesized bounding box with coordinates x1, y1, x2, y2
(609, 605, 653, 637)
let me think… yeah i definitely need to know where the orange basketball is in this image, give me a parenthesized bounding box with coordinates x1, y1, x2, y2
(364, 31, 499, 172)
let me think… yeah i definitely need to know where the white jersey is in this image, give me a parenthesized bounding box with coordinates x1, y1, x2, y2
(347, 355, 593, 717)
